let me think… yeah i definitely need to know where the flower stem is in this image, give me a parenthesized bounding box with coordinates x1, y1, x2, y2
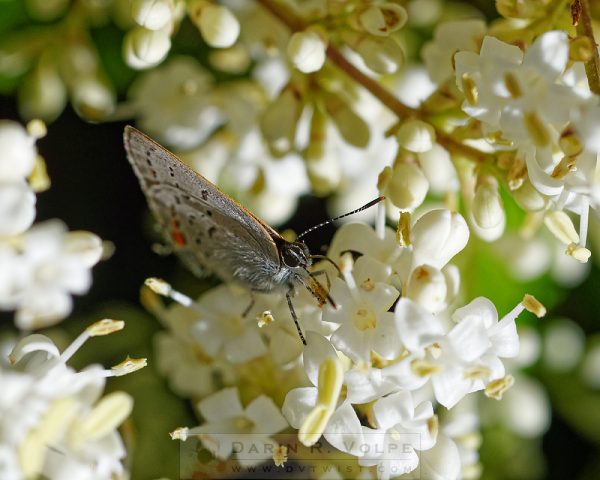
(574, 0, 600, 95)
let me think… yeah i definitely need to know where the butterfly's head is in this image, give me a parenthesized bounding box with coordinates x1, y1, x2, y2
(281, 241, 311, 271)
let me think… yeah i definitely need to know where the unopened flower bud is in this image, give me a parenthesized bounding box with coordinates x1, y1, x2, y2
(411, 209, 469, 268)
(131, 0, 173, 30)
(496, 0, 544, 19)
(287, 29, 327, 73)
(512, 179, 547, 211)
(25, 0, 69, 21)
(352, 34, 404, 74)
(418, 144, 458, 195)
(19, 64, 67, 123)
(323, 92, 370, 148)
(0, 121, 37, 181)
(71, 77, 116, 121)
(260, 85, 303, 156)
(544, 210, 579, 244)
(189, 1, 240, 48)
(472, 180, 504, 229)
(406, 264, 448, 313)
(386, 163, 429, 210)
(569, 36, 594, 62)
(396, 119, 436, 153)
(0, 182, 36, 236)
(357, 3, 407, 36)
(123, 26, 171, 69)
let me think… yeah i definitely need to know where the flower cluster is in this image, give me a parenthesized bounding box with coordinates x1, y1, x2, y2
(154, 205, 545, 478)
(0, 120, 104, 330)
(0, 319, 146, 480)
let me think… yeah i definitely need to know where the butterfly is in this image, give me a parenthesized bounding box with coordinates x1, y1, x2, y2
(124, 126, 383, 344)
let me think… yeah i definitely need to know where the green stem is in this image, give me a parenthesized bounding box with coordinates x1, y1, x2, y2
(575, 0, 600, 95)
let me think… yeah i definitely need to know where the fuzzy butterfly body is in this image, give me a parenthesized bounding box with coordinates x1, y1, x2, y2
(123, 126, 319, 299)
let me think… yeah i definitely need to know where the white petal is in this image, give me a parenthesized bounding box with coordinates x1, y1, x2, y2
(331, 323, 370, 362)
(432, 367, 472, 409)
(523, 30, 568, 80)
(373, 391, 414, 429)
(282, 387, 317, 429)
(224, 328, 267, 363)
(446, 317, 490, 362)
(452, 296, 498, 328)
(323, 403, 365, 457)
(344, 367, 396, 404)
(480, 36, 523, 64)
(404, 434, 460, 480)
(304, 331, 337, 386)
(198, 387, 243, 422)
(246, 395, 288, 434)
(395, 298, 444, 355)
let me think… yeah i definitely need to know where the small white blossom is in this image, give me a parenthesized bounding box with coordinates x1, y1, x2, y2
(0, 322, 143, 480)
(185, 387, 287, 467)
(287, 30, 327, 73)
(129, 56, 224, 149)
(1, 220, 103, 330)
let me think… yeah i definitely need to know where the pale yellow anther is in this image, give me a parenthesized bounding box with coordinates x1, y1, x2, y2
(524, 111, 550, 147)
(140, 285, 163, 314)
(410, 358, 444, 377)
(507, 157, 527, 191)
(464, 366, 492, 379)
(145, 277, 172, 296)
(111, 356, 148, 376)
(26, 119, 47, 139)
(566, 243, 591, 263)
(87, 319, 124, 337)
(316, 356, 344, 410)
(396, 211, 411, 247)
(560, 128, 583, 157)
(504, 72, 522, 98)
(170, 426, 189, 441)
(427, 414, 439, 437)
(19, 430, 45, 478)
(522, 294, 546, 318)
(544, 210, 579, 245)
(273, 445, 288, 467)
(298, 404, 331, 447)
(353, 308, 377, 331)
(551, 156, 577, 179)
(484, 374, 514, 400)
(461, 73, 478, 106)
(360, 277, 375, 292)
(72, 392, 133, 444)
(257, 310, 275, 328)
(28, 155, 51, 192)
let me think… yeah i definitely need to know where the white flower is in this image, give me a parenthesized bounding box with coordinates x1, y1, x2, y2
(282, 333, 365, 455)
(0, 320, 144, 480)
(0, 121, 37, 182)
(0, 181, 36, 237)
(287, 30, 327, 73)
(187, 387, 287, 467)
(323, 255, 400, 362)
(131, 0, 173, 31)
(190, 1, 240, 48)
(422, 19, 486, 83)
(359, 391, 437, 480)
(189, 284, 268, 363)
(433, 297, 521, 408)
(129, 56, 224, 149)
(149, 296, 237, 398)
(123, 26, 172, 70)
(1, 220, 103, 330)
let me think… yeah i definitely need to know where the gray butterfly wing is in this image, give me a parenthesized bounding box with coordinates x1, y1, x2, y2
(124, 126, 283, 288)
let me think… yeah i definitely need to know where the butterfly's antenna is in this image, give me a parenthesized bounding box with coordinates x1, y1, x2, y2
(297, 196, 385, 241)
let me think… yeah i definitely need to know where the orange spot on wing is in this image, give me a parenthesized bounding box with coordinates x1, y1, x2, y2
(169, 218, 186, 246)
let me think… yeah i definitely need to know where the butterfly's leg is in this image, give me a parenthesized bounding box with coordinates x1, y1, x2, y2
(309, 254, 342, 276)
(286, 291, 307, 345)
(242, 291, 257, 318)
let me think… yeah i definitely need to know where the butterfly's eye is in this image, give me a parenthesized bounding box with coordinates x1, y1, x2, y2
(282, 243, 308, 269)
